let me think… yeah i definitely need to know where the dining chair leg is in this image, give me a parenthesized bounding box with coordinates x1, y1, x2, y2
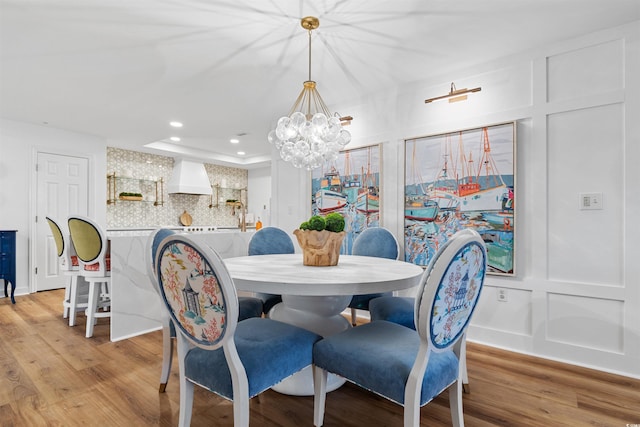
(350, 308, 357, 326)
(449, 378, 464, 427)
(178, 374, 195, 427)
(313, 366, 328, 427)
(159, 320, 173, 393)
(460, 339, 470, 393)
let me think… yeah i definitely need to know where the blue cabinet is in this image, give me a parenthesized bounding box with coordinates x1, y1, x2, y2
(0, 230, 17, 304)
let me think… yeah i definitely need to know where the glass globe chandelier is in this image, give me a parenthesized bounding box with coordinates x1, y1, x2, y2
(267, 16, 352, 170)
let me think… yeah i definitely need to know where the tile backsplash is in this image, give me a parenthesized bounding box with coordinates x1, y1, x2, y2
(107, 147, 247, 229)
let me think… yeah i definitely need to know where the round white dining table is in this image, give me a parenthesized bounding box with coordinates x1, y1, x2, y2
(223, 253, 424, 396)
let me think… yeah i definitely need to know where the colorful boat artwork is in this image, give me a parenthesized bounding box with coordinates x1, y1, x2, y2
(311, 145, 382, 254)
(404, 122, 515, 275)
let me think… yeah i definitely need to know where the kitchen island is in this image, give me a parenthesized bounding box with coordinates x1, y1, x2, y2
(108, 229, 254, 342)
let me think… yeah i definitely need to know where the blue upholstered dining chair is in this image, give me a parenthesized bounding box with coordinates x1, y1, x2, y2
(68, 215, 112, 338)
(145, 228, 263, 393)
(247, 226, 295, 315)
(313, 229, 487, 427)
(347, 227, 399, 326)
(369, 229, 477, 393)
(154, 234, 322, 426)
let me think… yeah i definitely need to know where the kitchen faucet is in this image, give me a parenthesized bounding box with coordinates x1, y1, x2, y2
(237, 202, 247, 232)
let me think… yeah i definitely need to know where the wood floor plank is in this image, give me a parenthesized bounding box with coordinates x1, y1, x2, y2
(7, 333, 90, 407)
(2, 289, 639, 427)
(0, 352, 39, 407)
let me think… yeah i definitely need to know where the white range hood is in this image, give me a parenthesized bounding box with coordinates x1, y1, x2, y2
(167, 159, 213, 195)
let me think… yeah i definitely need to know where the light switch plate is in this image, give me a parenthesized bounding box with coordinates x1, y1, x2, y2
(579, 193, 603, 210)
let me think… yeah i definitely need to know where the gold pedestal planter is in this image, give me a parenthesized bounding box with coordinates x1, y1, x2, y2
(293, 229, 345, 266)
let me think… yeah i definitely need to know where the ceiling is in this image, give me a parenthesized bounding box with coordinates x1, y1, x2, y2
(1, 1, 638, 168)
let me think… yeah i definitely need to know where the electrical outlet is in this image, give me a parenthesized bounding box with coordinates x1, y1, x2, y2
(579, 192, 603, 210)
(497, 288, 508, 302)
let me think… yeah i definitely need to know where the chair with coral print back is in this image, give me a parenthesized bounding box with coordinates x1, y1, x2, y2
(154, 234, 321, 426)
(313, 229, 486, 427)
(347, 227, 399, 326)
(68, 215, 111, 338)
(46, 216, 89, 326)
(146, 228, 264, 393)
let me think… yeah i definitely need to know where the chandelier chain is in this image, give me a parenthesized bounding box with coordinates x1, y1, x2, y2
(308, 28, 312, 83)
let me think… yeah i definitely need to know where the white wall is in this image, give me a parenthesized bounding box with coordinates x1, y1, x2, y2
(247, 166, 271, 226)
(0, 119, 107, 297)
(271, 21, 640, 378)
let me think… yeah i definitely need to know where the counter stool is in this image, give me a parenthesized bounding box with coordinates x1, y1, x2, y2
(46, 217, 89, 326)
(68, 215, 111, 338)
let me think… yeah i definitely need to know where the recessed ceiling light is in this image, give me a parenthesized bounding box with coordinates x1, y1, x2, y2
(170, 136, 181, 142)
(237, 151, 246, 155)
(169, 121, 183, 128)
(230, 138, 240, 144)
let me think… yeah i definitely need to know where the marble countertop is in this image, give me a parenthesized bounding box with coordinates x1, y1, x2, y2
(109, 228, 255, 342)
(107, 227, 256, 237)
(106, 226, 251, 231)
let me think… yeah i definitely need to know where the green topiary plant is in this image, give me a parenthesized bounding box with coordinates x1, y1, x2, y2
(308, 215, 326, 231)
(298, 213, 345, 232)
(324, 212, 345, 233)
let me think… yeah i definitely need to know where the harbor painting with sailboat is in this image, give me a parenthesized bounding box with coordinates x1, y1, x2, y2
(405, 122, 516, 275)
(311, 144, 381, 254)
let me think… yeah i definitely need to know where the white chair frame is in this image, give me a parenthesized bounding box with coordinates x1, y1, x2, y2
(314, 229, 487, 427)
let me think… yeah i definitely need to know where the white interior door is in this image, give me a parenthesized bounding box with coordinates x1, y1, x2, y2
(36, 152, 89, 291)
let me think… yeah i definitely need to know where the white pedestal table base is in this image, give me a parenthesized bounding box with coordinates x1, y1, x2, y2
(268, 295, 352, 396)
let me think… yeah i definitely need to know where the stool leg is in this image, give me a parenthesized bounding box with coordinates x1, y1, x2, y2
(85, 281, 100, 338)
(63, 275, 71, 319)
(68, 275, 80, 327)
(100, 282, 110, 311)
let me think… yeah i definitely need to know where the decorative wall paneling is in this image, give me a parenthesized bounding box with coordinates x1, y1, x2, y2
(271, 21, 640, 377)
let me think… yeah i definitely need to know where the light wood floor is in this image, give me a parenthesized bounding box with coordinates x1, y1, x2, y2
(1, 289, 638, 426)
